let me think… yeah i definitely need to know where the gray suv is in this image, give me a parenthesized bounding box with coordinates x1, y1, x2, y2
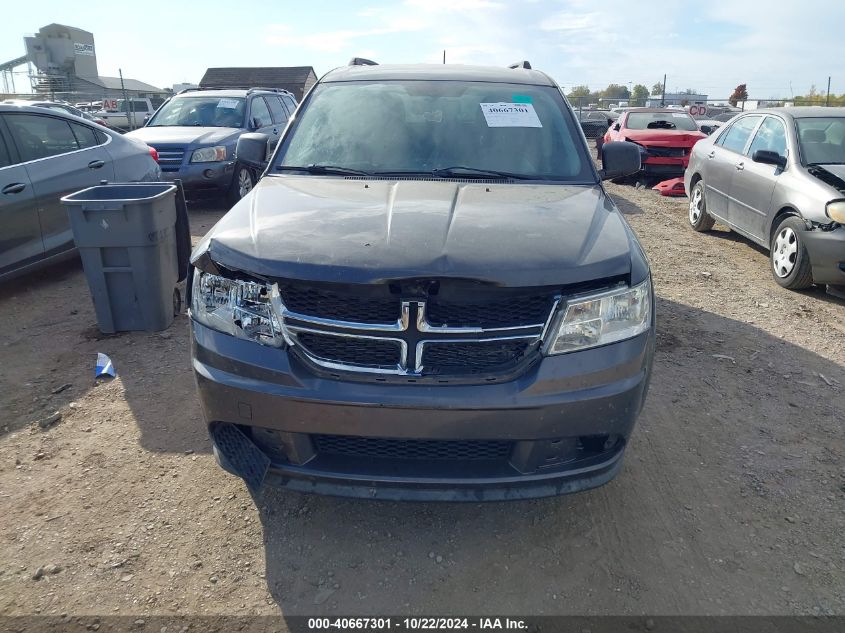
(128, 87, 297, 204)
(189, 61, 652, 500)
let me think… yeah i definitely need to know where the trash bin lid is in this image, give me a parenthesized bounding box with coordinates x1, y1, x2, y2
(61, 183, 176, 204)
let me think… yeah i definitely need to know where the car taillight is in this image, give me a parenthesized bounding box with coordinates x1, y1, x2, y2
(95, 118, 108, 127)
(148, 147, 159, 162)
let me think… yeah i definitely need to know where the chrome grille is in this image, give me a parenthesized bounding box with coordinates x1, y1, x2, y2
(278, 283, 400, 324)
(154, 147, 185, 172)
(294, 331, 403, 369)
(273, 282, 558, 378)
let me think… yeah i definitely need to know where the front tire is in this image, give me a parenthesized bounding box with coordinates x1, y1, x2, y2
(688, 180, 716, 232)
(228, 164, 254, 205)
(770, 216, 813, 290)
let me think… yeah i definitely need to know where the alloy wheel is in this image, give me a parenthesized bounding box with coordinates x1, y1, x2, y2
(238, 169, 253, 198)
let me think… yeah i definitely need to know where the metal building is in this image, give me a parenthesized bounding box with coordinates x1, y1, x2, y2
(0, 23, 166, 101)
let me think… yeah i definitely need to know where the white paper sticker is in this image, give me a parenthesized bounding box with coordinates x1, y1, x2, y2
(479, 103, 542, 128)
(217, 98, 240, 109)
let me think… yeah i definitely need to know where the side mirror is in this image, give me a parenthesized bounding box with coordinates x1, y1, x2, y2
(752, 149, 786, 169)
(236, 133, 270, 171)
(699, 124, 713, 135)
(598, 141, 641, 180)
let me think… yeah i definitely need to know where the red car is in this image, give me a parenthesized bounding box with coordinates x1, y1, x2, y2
(601, 108, 706, 177)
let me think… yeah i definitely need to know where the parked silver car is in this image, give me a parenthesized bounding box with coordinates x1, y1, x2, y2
(0, 104, 161, 280)
(685, 107, 845, 293)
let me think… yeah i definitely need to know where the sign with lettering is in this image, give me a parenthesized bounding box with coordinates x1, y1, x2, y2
(74, 42, 95, 56)
(479, 103, 542, 128)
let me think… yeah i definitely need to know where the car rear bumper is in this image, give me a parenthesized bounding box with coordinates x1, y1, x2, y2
(804, 225, 845, 285)
(192, 318, 655, 500)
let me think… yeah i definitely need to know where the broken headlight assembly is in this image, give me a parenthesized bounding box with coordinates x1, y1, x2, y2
(547, 279, 652, 354)
(190, 269, 284, 346)
(825, 200, 845, 224)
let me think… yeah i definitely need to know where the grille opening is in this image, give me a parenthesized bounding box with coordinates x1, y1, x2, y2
(295, 332, 401, 368)
(279, 283, 400, 324)
(421, 340, 534, 374)
(313, 435, 513, 461)
(426, 293, 553, 328)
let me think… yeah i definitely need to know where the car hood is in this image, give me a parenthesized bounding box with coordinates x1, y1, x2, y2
(125, 126, 241, 145)
(816, 164, 845, 181)
(192, 176, 637, 287)
(624, 129, 706, 146)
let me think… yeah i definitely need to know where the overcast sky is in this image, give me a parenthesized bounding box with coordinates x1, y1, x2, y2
(1, 0, 841, 99)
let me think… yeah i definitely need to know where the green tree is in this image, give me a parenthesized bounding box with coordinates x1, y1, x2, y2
(651, 81, 664, 96)
(631, 84, 649, 106)
(729, 83, 749, 106)
(601, 83, 631, 100)
(567, 85, 592, 98)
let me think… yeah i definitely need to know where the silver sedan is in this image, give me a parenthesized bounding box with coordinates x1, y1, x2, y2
(684, 107, 845, 293)
(0, 104, 161, 281)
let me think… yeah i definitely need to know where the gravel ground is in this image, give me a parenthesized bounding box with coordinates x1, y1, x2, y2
(0, 183, 843, 619)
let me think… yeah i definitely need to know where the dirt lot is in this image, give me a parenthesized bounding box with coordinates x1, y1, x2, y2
(0, 183, 843, 619)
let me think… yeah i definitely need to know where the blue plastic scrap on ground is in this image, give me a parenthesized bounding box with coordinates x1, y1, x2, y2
(95, 353, 116, 378)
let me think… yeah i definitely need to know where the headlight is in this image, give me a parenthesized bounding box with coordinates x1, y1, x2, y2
(190, 146, 227, 163)
(826, 200, 845, 224)
(191, 270, 284, 346)
(547, 279, 651, 354)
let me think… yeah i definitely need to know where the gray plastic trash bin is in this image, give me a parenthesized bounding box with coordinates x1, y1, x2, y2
(61, 183, 178, 333)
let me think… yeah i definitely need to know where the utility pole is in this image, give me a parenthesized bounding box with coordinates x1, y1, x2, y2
(119, 68, 132, 131)
(661, 74, 667, 107)
(826, 76, 831, 106)
(443, 50, 445, 64)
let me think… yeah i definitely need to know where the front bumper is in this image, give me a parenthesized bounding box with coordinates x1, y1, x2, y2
(803, 225, 845, 285)
(192, 319, 655, 500)
(160, 161, 235, 197)
(641, 156, 690, 176)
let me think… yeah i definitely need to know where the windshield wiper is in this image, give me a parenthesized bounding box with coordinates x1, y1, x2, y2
(432, 166, 535, 180)
(370, 166, 535, 179)
(371, 166, 540, 180)
(276, 164, 373, 176)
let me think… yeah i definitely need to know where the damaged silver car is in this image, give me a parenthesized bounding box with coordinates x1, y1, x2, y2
(685, 107, 845, 295)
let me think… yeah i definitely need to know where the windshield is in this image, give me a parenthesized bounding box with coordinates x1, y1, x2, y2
(274, 80, 592, 181)
(796, 117, 845, 165)
(147, 96, 246, 128)
(626, 111, 699, 131)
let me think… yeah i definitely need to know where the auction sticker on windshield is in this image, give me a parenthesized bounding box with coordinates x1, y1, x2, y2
(217, 98, 240, 109)
(480, 103, 542, 128)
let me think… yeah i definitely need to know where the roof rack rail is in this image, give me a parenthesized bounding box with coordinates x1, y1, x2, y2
(349, 57, 378, 66)
(177, 87, 223, 94)
(179, 86, 294, 95)
(246, 86, 294, 95)
(508, 61, 532, 70)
